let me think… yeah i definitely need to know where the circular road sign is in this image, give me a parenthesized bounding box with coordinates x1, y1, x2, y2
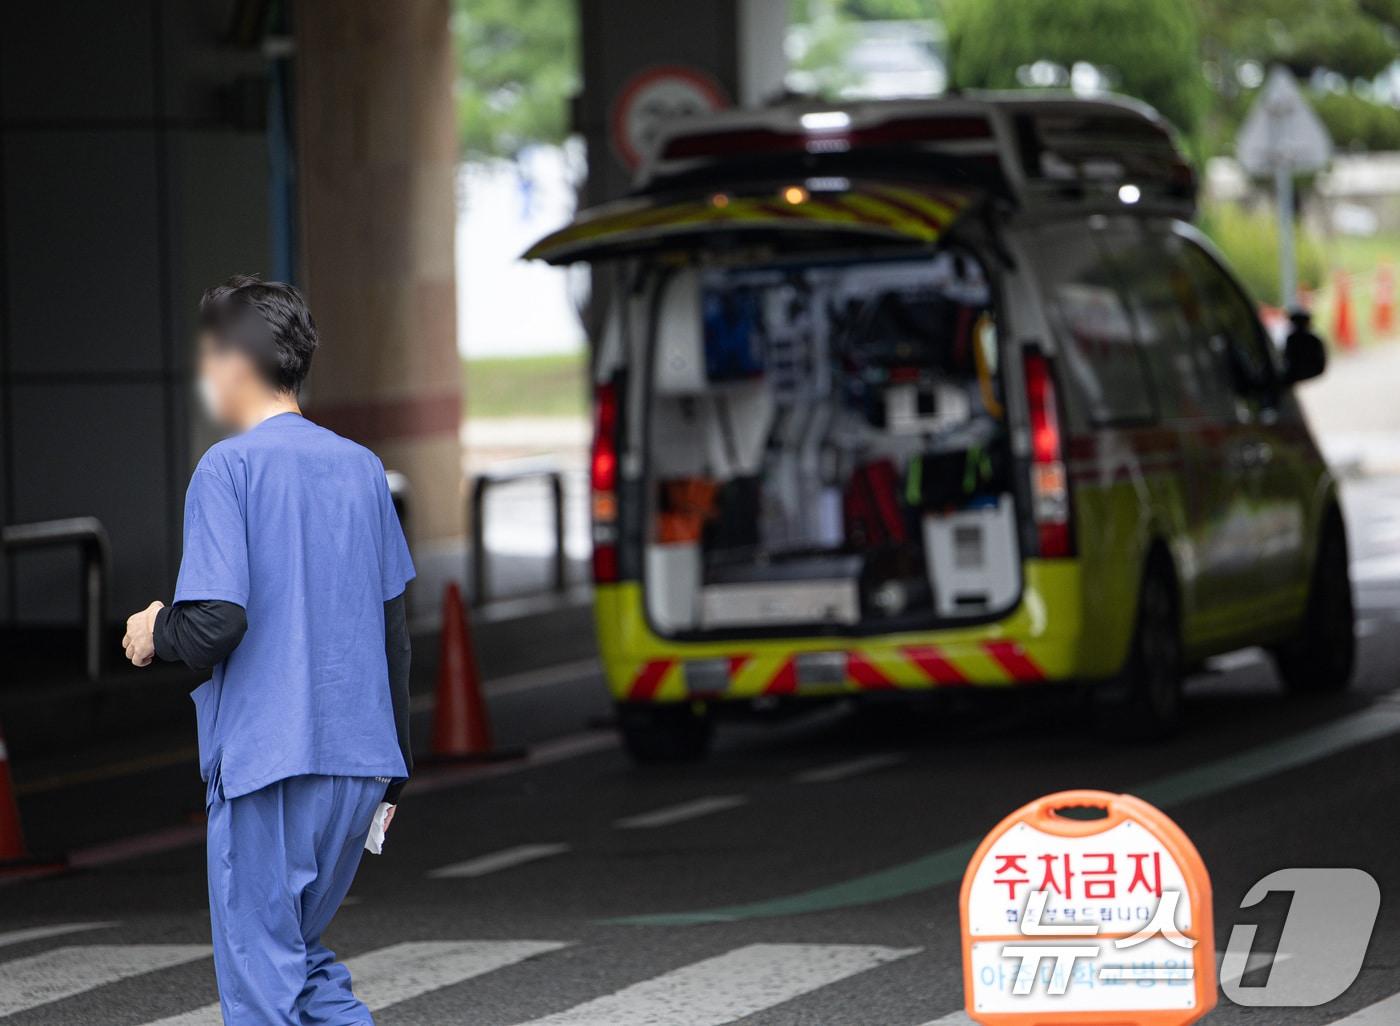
(610, 65, 729, 171)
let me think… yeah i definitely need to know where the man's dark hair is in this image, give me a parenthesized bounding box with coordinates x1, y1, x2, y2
(198, 275, 318, 394)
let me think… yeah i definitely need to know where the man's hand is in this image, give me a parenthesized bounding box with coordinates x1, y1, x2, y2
(122, 601, 165, 667)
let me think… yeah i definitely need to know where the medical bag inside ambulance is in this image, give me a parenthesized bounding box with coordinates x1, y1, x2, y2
(643, 247, 1021, 638)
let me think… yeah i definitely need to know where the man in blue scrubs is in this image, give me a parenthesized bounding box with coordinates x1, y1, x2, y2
(120, 275, 414, 1026)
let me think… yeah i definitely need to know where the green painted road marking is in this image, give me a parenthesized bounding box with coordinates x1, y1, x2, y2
(1137, 700, 1400, 806)
(607, 698, 1400, 926)
(615, 842, 980, 927)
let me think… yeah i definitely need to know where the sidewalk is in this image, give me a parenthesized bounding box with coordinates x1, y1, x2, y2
(1298, 341, 1400, 476)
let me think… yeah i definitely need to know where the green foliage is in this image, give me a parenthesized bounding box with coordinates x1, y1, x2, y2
(1207, 88, 1400, 160)
(843, 0, 941, 18)
(1360, 0, 1400, 24)
(1312, 91, 1400, 151)
(448, 0, 1400, 162)
(453, 0, 579, 161)
(1196, 0, 1399, 81)
(943, 0, 1206, 133)
(1195, 0, 1400, 156)
(788, 0, 943, 99)
(791, 0, 943, 22)
(1198, 202, 1325, 304)
(789, 18, 863, 98)
(463, 353, 586, 419)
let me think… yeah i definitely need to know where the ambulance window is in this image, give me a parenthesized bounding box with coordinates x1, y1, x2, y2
(1110, 233, 1221, 420)
(1180, 242, 1276, 400)
(1037, 225, 1155, 425)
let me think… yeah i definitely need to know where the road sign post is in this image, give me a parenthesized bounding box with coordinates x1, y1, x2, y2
(1236, 66, 1333, 311)
(960, 790, 1216, 1026)
(1276, 165, 1296, 310)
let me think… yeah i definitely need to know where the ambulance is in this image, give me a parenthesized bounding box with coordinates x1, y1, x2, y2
(526, 93, 1351, 761)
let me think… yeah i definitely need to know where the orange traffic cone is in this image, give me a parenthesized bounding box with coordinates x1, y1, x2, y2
(1374, 264, 1395, 336)
(0, 719, 63, 874)
(427, 583, 521, 762)
(1333, 271, 1358, 353)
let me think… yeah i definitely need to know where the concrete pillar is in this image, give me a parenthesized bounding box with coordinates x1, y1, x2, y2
(738, 0, 790, 108)
(293, 0, 463, 544)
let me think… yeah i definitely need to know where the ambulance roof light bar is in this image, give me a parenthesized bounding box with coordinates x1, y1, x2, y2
(639, 92, 1196, 219)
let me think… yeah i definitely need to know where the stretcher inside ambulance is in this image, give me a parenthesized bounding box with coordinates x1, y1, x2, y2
(639, 242, 1019, 638)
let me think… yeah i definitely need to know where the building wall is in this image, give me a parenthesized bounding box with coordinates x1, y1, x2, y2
(0, 2, 272, 627)
(0, 0, 465, 632)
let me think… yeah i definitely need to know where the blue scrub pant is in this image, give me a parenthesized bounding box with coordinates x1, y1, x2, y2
(206, 773, 385, 1026)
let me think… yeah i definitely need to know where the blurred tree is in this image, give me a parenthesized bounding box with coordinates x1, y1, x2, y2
(1198, 201, 1325, 301)
(788, 0, 863, 98)
(788, 0, 946, 98)
(1311, 90, 1400, 150)
(1197, 0, 1398, 82)
(791, 0, 943, 22)
(453, 0, 579, 161)
(943, 0, 1205, 132)
(843, 0, 940, 18)
(1196, 0, 1400, 155)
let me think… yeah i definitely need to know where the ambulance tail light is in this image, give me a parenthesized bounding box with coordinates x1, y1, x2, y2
(591, 380, 621, 583)
(1024, 348, 1074, 558)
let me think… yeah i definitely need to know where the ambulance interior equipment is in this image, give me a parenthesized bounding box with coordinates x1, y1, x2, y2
(643, 249, 1019, 636)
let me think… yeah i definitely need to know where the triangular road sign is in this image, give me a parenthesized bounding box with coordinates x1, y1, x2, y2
(1237, 66, 1333, 175)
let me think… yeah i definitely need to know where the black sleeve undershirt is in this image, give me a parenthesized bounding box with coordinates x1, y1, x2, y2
(153, 600, 247, 672)
(383, 591, 413, 804)
(154, 594, 413, 804)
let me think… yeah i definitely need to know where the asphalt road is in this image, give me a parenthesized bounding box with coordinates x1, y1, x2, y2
(4, 477, 1400, 1026)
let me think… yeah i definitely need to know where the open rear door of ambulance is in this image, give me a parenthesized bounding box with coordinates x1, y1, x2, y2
(525, 180, 1014, 642)
(523, 180, 978, 266)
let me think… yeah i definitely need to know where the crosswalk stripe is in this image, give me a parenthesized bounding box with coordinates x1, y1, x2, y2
(1204, 647, 1265, 672)
(0, 922, 116, 951)
(615, 794, 747, 829)
(141, 940, 570, 1026)
(795, 753, 908, 784)
(0, 944, 209, 1018)
(1218, 949, 1289, 985)
(349, 941, 570, 1010)
(515, 943, 919, 1025)
(429, 843, 571, 878)
(1327, 990, 1400, 1024)
(915, 1013, 973, 1026)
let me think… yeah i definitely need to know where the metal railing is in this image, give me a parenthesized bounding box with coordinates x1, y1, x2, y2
(2, 517, 110, 680)
(469, 459, 567, 606)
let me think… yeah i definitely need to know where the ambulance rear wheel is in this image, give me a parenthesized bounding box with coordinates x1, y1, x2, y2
(1273, 512, 1354, 694)
(617, 702, 713, 764)
(1097, 556, 1182, 740)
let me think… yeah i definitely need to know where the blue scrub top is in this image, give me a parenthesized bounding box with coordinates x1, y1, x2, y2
(178, 412, 415, 799)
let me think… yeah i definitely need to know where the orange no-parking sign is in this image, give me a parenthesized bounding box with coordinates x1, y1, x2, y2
(960, 790, 1216, 1026)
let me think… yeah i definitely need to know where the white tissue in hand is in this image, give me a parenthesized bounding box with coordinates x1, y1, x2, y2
(365, 802, 396, 855)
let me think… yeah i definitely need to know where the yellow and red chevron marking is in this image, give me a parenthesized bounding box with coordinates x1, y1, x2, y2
(524, 183, 974, 263)
(622, 641, 1047, 702)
